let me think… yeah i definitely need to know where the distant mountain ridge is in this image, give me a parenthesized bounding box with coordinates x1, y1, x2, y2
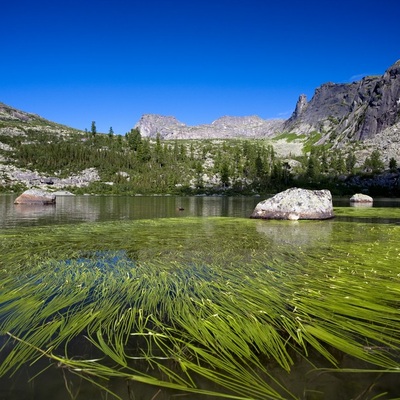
(1, 59, 399, 147)
(135, 59, 400, 144)
(134, 114, 284, 139)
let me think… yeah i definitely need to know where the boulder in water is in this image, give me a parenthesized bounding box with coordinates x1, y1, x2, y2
(250, 187, 334, 220)
(14, 189, 56, 205)
(350, 193, 373, 203)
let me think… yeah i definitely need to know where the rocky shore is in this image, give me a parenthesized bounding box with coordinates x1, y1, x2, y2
(0, 165, 100, 191)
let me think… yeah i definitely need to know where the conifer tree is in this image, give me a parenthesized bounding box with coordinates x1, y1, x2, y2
(389, 157, 397, 172)
(345, 152, 357, 174)
(91, 121, 97, 136)
(364, 150, 384, 173)
(126, 128, 142, 151)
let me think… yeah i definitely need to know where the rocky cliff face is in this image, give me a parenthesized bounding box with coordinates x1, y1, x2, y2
(134, 114, 284, 139)
(284, 60, 400, 144)
(135, 60, 400, 144)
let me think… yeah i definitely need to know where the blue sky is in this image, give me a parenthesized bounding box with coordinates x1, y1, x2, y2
(1, 0, 399, 134)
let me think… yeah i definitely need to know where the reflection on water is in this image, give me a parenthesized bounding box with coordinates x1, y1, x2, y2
(1, 194, 400, 228)
(256, 219, 334, 248)
(13, 203, 57, 218)
(0, 195, 261, 228)
(0, 195, 400, 229)
(350, 202, 373, 208)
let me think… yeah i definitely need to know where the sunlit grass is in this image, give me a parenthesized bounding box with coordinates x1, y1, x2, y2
(1, 214, 400, 399)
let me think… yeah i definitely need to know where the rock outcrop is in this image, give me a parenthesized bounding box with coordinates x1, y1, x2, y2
(0, 165, 100, 190)
(0, 102, 36, 122)
(350, 193, 373, 203)
(284, 60, 400, 144)
(134, 114, 186, 138)
(134, 114, 284, 140)
(14, 189, 56, 205)
(250, 187, 334, 220)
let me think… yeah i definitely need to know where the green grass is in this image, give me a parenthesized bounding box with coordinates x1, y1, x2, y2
(1, 214, 400, 399)
(272, 132, 307, 142)
(302, 132, 323, 153)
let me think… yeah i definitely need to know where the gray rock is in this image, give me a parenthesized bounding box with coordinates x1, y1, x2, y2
(250, 187, 334, 220)
(350, 193, 373, 203)
(134, 114, 186, 138)
(0, 102, 34, 122)
(292, 94, 308, 119)
(284, 60, 400, 144)
(134, 114, 284, 140)
(14, 189, 56, 205)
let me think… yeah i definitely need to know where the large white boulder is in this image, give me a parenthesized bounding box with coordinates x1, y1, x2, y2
(350, 193, 373, 203)
(250, 187, 334, 220)
(14, 189, 56, 205)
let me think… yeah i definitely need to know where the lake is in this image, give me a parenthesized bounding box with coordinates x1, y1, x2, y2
(1, 194, 400, 400)
(1, 194, 400, 228)
(0, 194, 262, 228)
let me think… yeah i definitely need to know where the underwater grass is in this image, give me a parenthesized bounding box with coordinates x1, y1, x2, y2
(1, 214, 400, 399)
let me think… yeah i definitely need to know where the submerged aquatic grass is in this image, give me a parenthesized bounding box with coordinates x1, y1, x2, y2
(1, 214, 400, 399)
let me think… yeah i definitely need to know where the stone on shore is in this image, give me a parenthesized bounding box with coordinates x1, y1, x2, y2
(14, 189, 56, 205)
(350, 193, 373, 203)
(250, 187, 334, 220)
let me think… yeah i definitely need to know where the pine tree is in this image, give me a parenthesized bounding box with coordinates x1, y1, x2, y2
(345, 152, 357, 174)
(91, 121, 97, 136)
(364, 150, 384, 173)
(389, 157, 398, 172)
(126, 128, 142, 151)
(219, 159, 230, 188)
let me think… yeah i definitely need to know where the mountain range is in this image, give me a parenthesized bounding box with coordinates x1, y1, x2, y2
(134, 59, 400, 147)
(1, 60, 400, 194)
(1, 59, 399, 165)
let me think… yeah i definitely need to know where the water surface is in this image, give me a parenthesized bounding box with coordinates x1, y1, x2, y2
(1, 194, 400, 400)
(2, 194, 400, 228)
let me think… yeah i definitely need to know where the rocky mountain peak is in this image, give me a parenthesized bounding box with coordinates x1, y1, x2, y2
(134, 114, 284, 140)
(288, 94, 308, 121)
(284, 59, 400, 143)
(131, 60, 400, 144)
(134, 114, 186, 138)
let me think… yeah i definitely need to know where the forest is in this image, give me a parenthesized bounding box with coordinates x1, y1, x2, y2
(0, 126, 397, 196)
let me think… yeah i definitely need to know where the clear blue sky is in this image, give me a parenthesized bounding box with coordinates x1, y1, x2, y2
(1, 0, 399, 134)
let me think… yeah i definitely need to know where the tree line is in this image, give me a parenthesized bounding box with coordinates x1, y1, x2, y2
(4, 127, 397, 195)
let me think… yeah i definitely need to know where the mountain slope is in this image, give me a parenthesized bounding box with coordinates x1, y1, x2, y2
(0, 102, 82, 137)
(284, 60, 400, 144)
